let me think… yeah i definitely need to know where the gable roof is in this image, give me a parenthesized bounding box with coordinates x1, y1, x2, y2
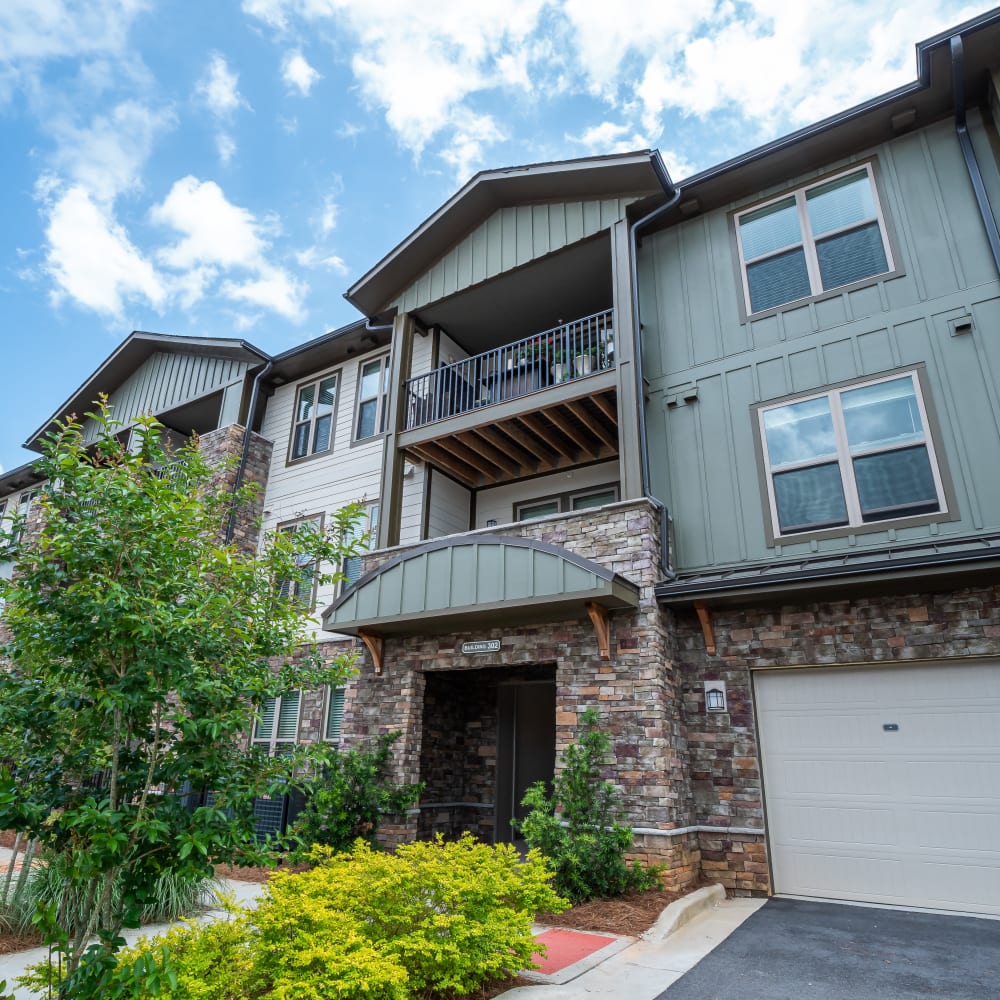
(24, 331, 269, 453)
(345, 150, 669, 318)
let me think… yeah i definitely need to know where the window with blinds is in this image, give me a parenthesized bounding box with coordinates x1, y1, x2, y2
(736, 164, 893, 315)
(758, 371, 946, 538)
(342, 502, 379, 592)
(289, 372, 339, 461)
(252, 691, 301, 753)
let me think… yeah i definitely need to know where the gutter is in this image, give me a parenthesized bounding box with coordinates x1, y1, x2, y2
(225, 360, 274, 545)
(950, 33, 1000, 276)
(629, 151, 681, 579)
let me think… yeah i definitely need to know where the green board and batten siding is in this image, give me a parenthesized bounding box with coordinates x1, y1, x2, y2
(394, 198, 639, 314)
(326, 537, 638, 633)
(639, 113, 1000, 572)
(80, 351, 251, 445)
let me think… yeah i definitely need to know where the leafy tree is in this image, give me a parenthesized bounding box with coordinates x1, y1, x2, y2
(515, 708, 659, 902)
(287, 732, 423, 858)
(0, 404, 365, 998)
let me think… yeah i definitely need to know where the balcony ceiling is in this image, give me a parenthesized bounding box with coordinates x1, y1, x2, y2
(401, 376, 619, 489)
(416, 235, 612, 355)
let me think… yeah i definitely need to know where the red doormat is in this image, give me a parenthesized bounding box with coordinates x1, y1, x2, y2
(531, 928, 619, 975)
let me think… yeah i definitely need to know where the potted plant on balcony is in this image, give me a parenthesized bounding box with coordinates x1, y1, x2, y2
(574, 346, 597, 377)
(551, 348, 570, 383)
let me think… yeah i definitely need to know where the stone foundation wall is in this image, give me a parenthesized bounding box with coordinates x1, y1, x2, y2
(676, 581, 1000, 895)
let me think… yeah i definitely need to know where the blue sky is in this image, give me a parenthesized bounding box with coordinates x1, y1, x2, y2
(0, 0, 986, 471)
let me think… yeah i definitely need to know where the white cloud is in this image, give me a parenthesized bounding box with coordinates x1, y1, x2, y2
(439, 110, 506, 182)
(296, 247, 348, 274)
(567, 120, 647, 155)
(282, 50, 321, 95)
(196, 52, 248, 118)
(151, 176, 307, 321)
(0, 0, 145, 66)
(196, 52, 249, 161)
(318, 192, 338, 236)
(243, 0, 977, 173)
(41, 182, 165, 318)
(49, 100, 173, 202)
(221, 266, 307, 320)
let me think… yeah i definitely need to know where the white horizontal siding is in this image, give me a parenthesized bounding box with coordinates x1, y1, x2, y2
(258, 349, 387, 635)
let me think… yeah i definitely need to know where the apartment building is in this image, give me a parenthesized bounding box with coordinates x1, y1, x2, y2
(3, 9, 999, 915)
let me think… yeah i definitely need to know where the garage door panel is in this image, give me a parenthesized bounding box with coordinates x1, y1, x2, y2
(773, 803, 899, 846)
(756, 662, 1000, 915)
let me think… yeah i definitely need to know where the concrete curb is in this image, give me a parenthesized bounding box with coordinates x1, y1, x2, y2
(640, 883, 726, 943)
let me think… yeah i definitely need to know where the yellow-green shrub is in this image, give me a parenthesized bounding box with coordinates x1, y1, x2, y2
(266, 835, 567, 996)
(106, 835, 564, 999)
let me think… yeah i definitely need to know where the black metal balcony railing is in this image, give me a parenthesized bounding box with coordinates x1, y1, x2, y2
(405, 310, 614, 430)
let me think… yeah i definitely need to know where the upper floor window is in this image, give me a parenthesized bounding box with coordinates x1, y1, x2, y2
(342, 502, 379, 592)
(758, 371, 946, 539)
(736, 164, 893, 315)
(290, 373, 338, 461)
(252, 691, 301, 754)
(355, 356, 390, 440)
(277, 516, 322, 608)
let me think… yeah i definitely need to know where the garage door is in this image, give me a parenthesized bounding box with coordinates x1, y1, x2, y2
(755, 661, 1000, 915)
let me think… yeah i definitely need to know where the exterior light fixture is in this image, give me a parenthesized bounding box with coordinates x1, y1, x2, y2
(705, 681, 727, 713)
(486, 519, 497, 527)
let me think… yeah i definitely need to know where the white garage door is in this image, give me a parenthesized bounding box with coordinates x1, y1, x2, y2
(755, 661, 1000, 915)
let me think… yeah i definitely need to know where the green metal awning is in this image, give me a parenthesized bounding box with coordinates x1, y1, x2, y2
(322, 534, 639, 637)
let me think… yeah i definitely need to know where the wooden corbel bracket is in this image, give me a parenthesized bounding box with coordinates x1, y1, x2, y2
(357, 629, 385, 675)
(693, 601, 716, 656)
(584, 601, 611, 661)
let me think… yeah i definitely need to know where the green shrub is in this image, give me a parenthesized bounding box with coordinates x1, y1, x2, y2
(516, 707, 660, 902)
(89, 834, 565, 1000)
(287, 732, 423, 858)
(267, 835, 566, 996)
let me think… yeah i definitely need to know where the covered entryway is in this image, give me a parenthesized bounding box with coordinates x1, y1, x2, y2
(418, 666, 555, 845)
(755, 661, 1000, 915)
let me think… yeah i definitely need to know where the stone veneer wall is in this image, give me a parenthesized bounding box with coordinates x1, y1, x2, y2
(198, 425, 273, 554)
(349, 500, 700, 888)
(676, 581, 1000, 895)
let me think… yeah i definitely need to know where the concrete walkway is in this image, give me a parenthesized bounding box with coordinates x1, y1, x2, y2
(502, 891, 765, 999)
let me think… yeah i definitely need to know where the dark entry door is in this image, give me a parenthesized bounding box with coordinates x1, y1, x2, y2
(496, 681, 556, 843)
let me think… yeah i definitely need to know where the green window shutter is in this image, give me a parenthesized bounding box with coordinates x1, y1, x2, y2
(254, 697, 276, 741)
(276, 691, 300, 742)
(325, 687, 345, 741)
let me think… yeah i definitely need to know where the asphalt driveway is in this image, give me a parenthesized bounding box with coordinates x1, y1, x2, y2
(655, 897, 999, 1000)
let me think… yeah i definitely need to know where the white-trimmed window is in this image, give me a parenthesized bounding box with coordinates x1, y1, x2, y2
(277, 516, 322, 607)
(758, 372, 946, 538)
(324, 686, 345, 742)
(342, 502, 379, 592)
(736, 164, 893, 314)
(516, 485, 619, 522)
(354, 356, 390, 440)
(10, 491, 36, 544)
(252, 691, 301, 754)
(290, 372, 339, 461)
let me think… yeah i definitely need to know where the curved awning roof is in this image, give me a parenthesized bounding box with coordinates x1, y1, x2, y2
(322, 534, 639, 637)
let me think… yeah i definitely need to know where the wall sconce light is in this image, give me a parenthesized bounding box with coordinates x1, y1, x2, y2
(704, 681, 727, 713)
(486, 519, 497, 527)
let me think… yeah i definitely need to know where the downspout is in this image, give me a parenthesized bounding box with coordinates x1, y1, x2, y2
(365, 316, 394, 333)
(629, 152, 682, 579)
(950, 34, 1000, 275)
(225, 360, 273, 545)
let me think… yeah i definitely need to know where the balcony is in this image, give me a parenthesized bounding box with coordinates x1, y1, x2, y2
(399, 311, 619, 489)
